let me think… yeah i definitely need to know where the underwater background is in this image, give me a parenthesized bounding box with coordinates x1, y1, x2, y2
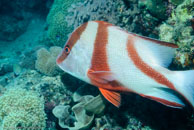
(0, 0, 194, 130)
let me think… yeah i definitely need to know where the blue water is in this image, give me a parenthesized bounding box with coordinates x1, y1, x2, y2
(0, 0, 193, 130)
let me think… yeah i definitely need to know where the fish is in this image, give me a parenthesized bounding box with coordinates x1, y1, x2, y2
(56, 21, 194, 108)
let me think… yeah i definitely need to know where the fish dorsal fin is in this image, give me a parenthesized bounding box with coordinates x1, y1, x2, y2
(132, 34, 178, 68)
(99, 88, 121, 107)
(141, 88, 185, 108)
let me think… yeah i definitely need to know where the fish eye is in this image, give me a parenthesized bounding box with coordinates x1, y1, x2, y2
(64, 45, 71, 54)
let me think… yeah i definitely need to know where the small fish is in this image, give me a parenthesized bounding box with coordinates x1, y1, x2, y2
(57, 21, 194, 108)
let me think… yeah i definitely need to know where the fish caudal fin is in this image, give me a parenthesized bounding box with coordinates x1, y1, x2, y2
(173, 70, 194, 108)
(99, 88, 121, 107)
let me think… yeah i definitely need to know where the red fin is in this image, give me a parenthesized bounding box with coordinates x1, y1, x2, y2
(88, 69, 115, 84)
(99, 88, 121, 107)
(140, 94, 184, 108)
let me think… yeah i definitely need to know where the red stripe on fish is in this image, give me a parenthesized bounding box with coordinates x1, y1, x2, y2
(127, 36, 176, 90)
(87, 21, 122, 107)
(89, 22, 111, 72)
(56, 22, 88, 64)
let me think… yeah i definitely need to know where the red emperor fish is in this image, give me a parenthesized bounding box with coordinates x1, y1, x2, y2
(57, 21, 194, 108)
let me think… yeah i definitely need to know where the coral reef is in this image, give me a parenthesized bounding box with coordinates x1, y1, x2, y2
(35, 46, 62, 76)
(53, 94, 105, 130)
(2, 69, 73, 107)
(1, 0, 194, 129)
(53, 96, 94, 130)
(138, 0, 168, 20)
(0, 88, 46, 130)
(159, 0, 194, 68)
(0, 69, 74, 129)
(47, 0, 165, 47)
(46, 0, 85, 46)
(169, 0, 184, 5)
(66, 0, 160, 37)
(65, 0, 120, 30)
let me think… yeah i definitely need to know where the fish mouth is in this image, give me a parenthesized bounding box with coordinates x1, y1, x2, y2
(57, 61, 74, 74)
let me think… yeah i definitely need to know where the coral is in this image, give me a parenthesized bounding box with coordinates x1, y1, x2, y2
(138, 0, 168, 20)
(0, 88, 46, 130)
(65, 0, 120, 30)
(46, 0, 85, 46)
(53, 95, 95, 130)
(13, 64, 22, 76)
(35, 46, 62, 76)
(0, 69, 74, 129)
(159, 23, 175, 43)
(3, 69, 73, 107)
(53, 93, 105, 129)
(169, 0, 184, 5)
(65, 0, 148, 35)
(159, 0, 194, 68)
(47, 0, 163, 47)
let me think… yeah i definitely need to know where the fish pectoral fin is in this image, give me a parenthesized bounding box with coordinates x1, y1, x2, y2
(99, 88, 121, 107)
(141, 88, 185, 108)
(88, 69, 115, 84)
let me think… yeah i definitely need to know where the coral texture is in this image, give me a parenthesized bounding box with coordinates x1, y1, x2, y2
(47, 0, 164, 47)
(169, 0, 184, 5)
(66, 0, 160, 37)
(159, 0, 194, 68)
(35, 46, 62, 76)
(138, 0, 168, 20)
(0, 88, 46, 130)
(46, 0, 84, 46)
(53, 95, 105, 130)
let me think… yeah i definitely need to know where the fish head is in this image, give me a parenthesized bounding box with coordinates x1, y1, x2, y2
(56, 22, 93, 83)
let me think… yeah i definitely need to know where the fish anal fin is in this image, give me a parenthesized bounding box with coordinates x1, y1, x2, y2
(99, 88, 121, 107)
(140, 93, 184, 108)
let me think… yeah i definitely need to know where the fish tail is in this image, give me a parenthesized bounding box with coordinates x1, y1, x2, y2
(173, 70, 194, 108)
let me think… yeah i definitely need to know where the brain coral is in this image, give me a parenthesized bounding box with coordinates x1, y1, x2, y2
(46, 0, 85, 46)
(35, 46, 62, 76)
(0, 88, 46, 130)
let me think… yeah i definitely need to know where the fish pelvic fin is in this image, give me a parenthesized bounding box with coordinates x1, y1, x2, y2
(99, 88, 121, 107)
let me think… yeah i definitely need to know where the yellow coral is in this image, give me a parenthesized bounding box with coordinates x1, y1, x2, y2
(0, 88, 46, 130)
(35, 46, 62, 76)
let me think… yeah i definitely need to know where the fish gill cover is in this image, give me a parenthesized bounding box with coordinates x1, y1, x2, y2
(0, 0, 193, 130)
